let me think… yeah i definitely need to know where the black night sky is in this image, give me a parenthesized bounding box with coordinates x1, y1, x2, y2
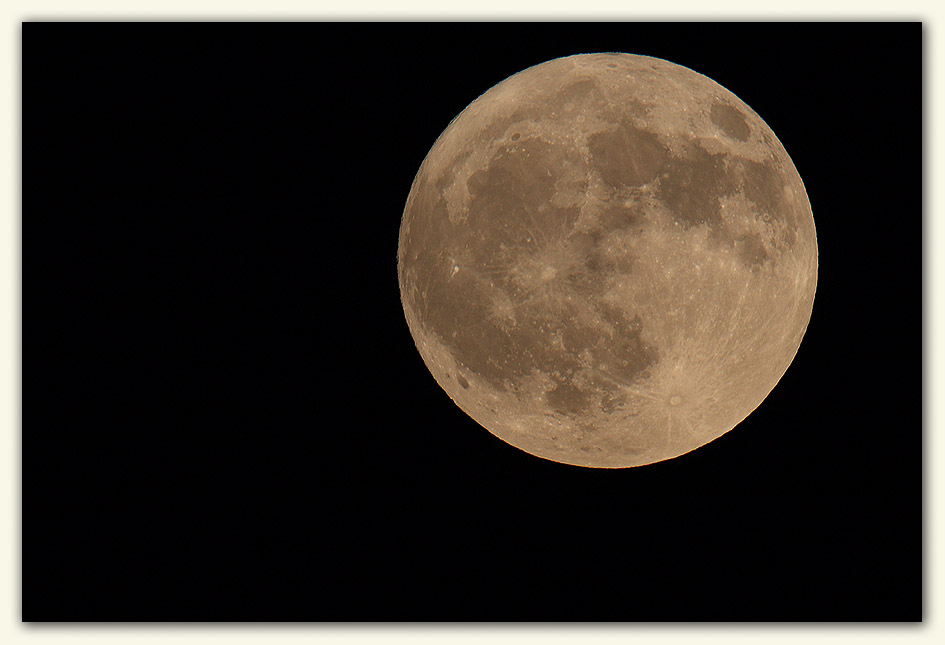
(24, 22, 921, 621)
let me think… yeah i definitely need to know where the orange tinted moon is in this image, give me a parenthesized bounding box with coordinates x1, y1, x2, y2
(397, 53, 818, 468)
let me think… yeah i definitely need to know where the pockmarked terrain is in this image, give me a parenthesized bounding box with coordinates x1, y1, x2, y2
(398, 53, 818, 468)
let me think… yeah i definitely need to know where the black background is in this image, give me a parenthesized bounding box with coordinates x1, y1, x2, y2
(24, 23, 922, 621)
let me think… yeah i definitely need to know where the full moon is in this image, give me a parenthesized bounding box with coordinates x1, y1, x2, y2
(397, 53, 818, 468)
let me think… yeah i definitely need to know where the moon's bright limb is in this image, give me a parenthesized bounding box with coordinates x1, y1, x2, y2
(397, 53, 818, 468)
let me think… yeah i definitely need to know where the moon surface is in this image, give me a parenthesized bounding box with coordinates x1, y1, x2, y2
(397, 53, 818, 468)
